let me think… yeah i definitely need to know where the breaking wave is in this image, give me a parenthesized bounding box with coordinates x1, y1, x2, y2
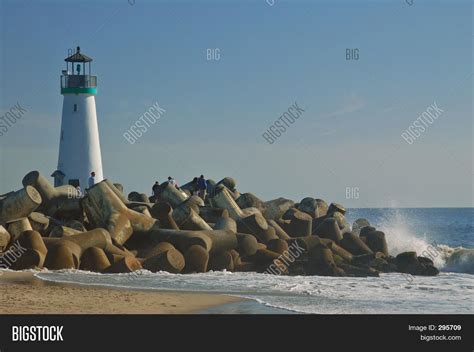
(349, 208, 473, 273)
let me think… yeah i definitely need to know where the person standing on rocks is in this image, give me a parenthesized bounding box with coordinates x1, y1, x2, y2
(76, 185, 83, 198)
(168, 176, 179, 189)
(152, 181, 160, 202)
(191, 177, 199, 195)
(88, 172, 96, 189)
(198, 175, 207, 200)
(206, 179, 214, 198)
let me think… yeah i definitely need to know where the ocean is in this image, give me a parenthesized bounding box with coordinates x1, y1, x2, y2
(35, 208, 474, 314)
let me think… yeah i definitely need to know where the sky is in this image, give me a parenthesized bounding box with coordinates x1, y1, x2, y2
(0, 0, 472, 207)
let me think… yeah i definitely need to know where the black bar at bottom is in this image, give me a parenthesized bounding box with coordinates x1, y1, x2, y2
(0, 314, 472, 351)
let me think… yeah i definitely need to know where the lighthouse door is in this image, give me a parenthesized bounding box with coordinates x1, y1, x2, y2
(69, 179, 80, 188)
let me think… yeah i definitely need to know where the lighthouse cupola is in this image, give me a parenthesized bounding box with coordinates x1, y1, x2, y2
(61, 46, 97, 95)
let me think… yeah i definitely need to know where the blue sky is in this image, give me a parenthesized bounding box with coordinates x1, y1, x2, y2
(0, 0, 472, 207)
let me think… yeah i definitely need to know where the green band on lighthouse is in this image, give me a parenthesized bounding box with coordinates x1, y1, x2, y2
(61, 87, 97, 95)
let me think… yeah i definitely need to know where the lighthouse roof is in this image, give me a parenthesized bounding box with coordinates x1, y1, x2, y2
(65, 46, 93, 62)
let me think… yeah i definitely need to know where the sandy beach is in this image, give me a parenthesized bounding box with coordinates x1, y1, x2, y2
(0, 271, 241, 314)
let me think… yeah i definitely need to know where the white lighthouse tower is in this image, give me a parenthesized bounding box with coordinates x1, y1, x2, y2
(53, 46, 104, 189)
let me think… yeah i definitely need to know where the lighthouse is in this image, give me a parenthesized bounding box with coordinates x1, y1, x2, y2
(53, 47, 104, 190)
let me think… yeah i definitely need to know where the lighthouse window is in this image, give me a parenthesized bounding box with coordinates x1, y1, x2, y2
(73, 104, 77, 112)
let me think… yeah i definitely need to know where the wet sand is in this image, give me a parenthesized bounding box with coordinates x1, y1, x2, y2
(0, 271, 242, 314)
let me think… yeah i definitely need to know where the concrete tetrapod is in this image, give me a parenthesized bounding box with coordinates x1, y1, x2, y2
(0, 225, 11, 252)
(312, 217, 343, 243)
(332, 212, 350, 230)
(229, 249, 241, 266)
(236, 193, 266, 214)
(49, 225, 81, 238)
(306, 237, 354, 262)
(328, 241, 353, 262)
(214, 217, 237, 233)
(208, 251, 234, 271)
(22, 171, 80, 218)
(262, 197, 295, 220)
(211, 186, 244, 220)
(237, 212, 278, 243)
(188, 228, 238, 254)
(10, 249, 46, 270)
(143, 248, 185, 273)
(144, 228, 237, 255)
(105, 256, 142, 273)
(211, 188, 275, 242)
(0, 186, 42, 225)
(28, 212, 50, 232)
(340, 232, 373, 256)
(327, 202, 346, 216)
(128, 192, 149, 203)
(352, 218, 371, 236)
(139, 228, 212, 253)
(267, 219, 291, 240)
(44, 228, 112, 270)
(18, 230, 47, 257)
(236, 233, 259, 257)
(104, 180, 154, 214)
(280, 210, 313, 237)
(306, 243, 341, 276)
(172, 204, 212, 231)
(198, 207, 229, 224)
(113, 183, 124, 194)
(4, 230, 48, 270)
(216, 177, 237, 192)
(290, 235, 323, 252)
(7, 218, 33, 242)
(150, 202, 179, 230)
(64, 220, 87, 232)
(267, 239, 289, 255)
(183, 196, 205, 212)
(79, 247, 111, 272)
(297, 197, 328, 218)
(44, 242, 81, 270)
(133, 205, 152, 218)
(360, 230, 389, 256)
(184, 245, 209, 273)
(156, 181, 188, 208)
(137, 241, 175, 259)
(81, 180, 156, 245)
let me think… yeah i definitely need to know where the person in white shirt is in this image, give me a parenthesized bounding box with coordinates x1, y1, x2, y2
(88, 172, 96, 189)
(167, 176, 178, 188)
(76, 185, 83, 198)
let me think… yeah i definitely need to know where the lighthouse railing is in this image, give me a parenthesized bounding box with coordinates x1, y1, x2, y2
(61, 75, 97, 89)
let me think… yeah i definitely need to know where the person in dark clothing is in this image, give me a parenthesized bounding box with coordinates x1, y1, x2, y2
(206, 179, 214, 198)
(197, 175, 207, 200)
(191, 177, 199, 195)
(152, 181, 160, 202)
